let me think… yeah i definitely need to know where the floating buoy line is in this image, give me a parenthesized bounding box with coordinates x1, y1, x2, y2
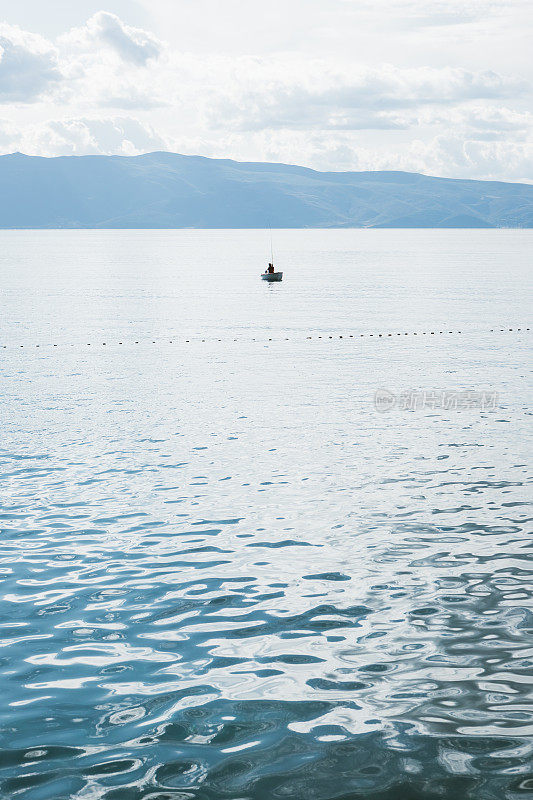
(0, 327, 529, 352)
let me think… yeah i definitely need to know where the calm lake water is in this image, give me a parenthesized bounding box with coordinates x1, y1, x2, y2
(0, 230, 532, 800)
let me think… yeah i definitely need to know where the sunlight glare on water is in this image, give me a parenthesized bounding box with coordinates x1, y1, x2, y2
(0, 230, 532, 800)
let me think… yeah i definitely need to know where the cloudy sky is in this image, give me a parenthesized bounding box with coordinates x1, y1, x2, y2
(0, 0, 531, 180)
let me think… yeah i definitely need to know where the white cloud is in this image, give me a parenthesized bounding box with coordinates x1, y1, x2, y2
(0, 117, 17, 149)
(340, 0, 529, 28)
(202, 63, 525, 133)
(138, 0, 532, 71)
(404, 135, 533, 181)
(419, 105, 533, 139)
(60, 12, 161, 65)
(0, 23, 61, 102)
(0, 9, 530, 182)
(0, 110, 531, 182)
(49, 13, 167, 110)
(189, 129, 533, 182)
(0, 116, 173, 157)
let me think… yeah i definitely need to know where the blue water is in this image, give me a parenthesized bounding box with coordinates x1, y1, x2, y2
(0, 230, 532, 799)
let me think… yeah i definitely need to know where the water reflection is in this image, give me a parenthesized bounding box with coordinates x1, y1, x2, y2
(0, 231, 532, 798)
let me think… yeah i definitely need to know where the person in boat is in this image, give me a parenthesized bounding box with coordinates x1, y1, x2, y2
(267, 263, 275, 274)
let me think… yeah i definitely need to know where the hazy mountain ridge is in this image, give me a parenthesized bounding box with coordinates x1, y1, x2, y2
(0, 151, 531, 228)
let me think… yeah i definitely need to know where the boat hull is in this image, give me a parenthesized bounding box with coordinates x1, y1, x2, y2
(261, 272, 283, 282)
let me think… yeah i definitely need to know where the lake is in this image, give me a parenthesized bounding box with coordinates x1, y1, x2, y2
(1, 229, 532, 800)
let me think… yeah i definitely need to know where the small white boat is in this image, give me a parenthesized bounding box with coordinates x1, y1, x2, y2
(261, 271, 283, 282)
(262, 230, 283, 281)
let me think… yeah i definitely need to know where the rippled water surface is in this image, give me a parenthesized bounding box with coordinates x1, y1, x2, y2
(1, 230, 532, 800)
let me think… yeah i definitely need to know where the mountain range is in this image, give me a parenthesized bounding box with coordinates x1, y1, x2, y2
(0, 151, 531, 228)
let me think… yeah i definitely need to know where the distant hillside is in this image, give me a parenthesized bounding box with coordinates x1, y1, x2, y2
(0, 151, 531, 228)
